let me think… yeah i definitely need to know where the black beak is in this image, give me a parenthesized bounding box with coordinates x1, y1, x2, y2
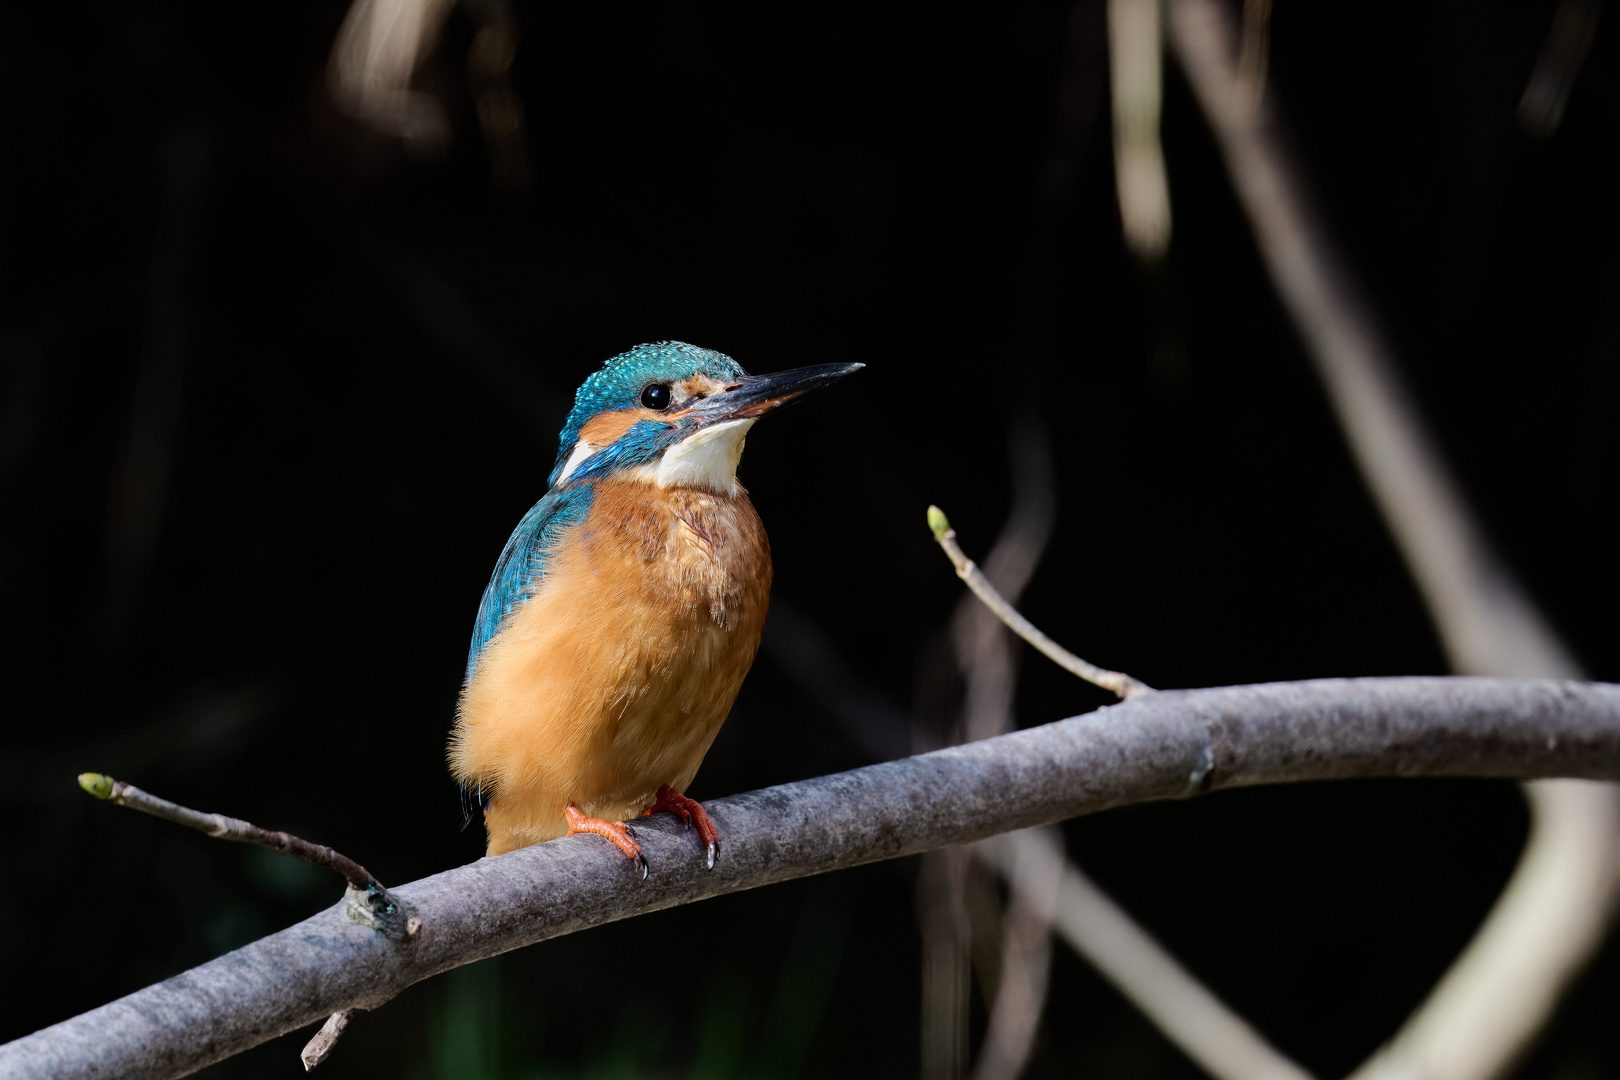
(697, 362, 864, 422)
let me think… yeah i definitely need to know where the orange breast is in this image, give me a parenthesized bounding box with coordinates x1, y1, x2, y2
(449, 479, 771, 855)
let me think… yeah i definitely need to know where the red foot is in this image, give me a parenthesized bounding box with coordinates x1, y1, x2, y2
(564, 803, 647, 879)
(644, 785, 721, 870)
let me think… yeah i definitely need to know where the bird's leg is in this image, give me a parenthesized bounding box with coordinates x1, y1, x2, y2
(644, 785, 721, 870)
(563, 803, 647, 879)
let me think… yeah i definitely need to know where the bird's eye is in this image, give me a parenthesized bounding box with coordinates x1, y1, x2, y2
(641, 383, 672, 410)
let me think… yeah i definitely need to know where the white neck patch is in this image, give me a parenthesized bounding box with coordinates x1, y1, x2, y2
(554, 439, 600, 485)
(650, 418, 756, 495)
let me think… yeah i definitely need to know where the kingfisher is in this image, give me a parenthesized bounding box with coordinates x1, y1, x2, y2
(449, 341, 861, 871)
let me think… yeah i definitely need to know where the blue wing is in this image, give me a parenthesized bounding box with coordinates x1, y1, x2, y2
(458, 483, 593, 827)
(465, 484, 595, 680)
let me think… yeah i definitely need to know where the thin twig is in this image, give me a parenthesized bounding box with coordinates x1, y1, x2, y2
(299, 1011, 354, 1072)
(954, 425, 1057, 745)
(12, 678, 1620, 1080)
(927, 506, 1152, 699)
(77, 772, 404, 925)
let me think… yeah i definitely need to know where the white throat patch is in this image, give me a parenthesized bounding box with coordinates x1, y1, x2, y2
(651, 418, 756, 495)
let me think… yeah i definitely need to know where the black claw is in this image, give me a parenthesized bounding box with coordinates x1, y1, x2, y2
(623, 822, 638, 839)
(638, 855, 650, 881)
(705, 841, 718, 871)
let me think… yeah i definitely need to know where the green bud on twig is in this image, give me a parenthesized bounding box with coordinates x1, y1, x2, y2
(79, 773, 116, 800)
(926, 505, 951, 540)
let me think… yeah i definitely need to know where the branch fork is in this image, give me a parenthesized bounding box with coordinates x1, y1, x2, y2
(76, 772, 418, 1069)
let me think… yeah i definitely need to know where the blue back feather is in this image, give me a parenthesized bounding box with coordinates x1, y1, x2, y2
(465, 484, 594, 678)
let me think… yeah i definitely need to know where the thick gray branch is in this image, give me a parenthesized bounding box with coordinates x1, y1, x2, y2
(7, 677, 1620, 1080)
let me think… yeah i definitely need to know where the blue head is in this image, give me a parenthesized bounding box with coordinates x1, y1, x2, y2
(548, 341, 862, 495)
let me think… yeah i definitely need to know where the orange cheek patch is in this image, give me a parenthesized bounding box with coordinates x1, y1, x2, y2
(579, 409, 646, 446)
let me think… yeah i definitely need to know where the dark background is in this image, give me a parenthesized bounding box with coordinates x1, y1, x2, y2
(2, 1, 1617, 1076)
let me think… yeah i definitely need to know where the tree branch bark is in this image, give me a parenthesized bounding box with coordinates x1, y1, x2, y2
(6, 677, 1620, 1080)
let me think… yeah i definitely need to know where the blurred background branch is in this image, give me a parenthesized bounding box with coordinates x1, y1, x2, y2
(1167, 3, 1620, 1079)
(329, 0, 454, 156)
(1518, 0, 1603, 139)
(978, 828, 1314, 1080)
(1108, 0, 1173, 261)
(329, 0, 531, 187)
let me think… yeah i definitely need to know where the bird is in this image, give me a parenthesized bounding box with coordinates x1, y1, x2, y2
(449, 341, 862, 871)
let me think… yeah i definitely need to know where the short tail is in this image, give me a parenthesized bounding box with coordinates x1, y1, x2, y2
(457, 779, 488, 832)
